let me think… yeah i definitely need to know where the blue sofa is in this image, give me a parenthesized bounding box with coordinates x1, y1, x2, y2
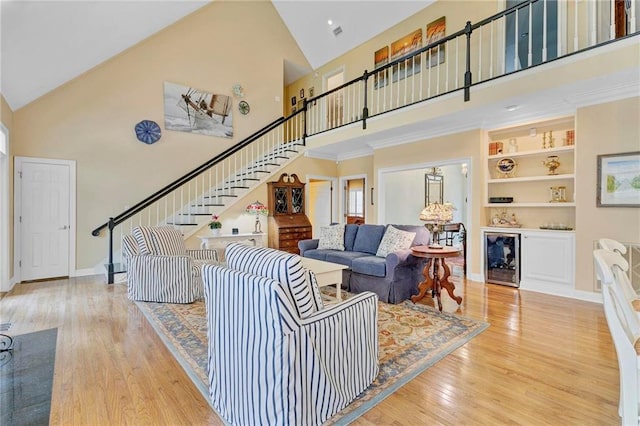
(298, 224, 430, 303)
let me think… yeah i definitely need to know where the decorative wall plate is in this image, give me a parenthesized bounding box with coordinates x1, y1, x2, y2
(135, 120, 161, 144)
(496, 157, 516, 178)
(238, 100, 250, 115)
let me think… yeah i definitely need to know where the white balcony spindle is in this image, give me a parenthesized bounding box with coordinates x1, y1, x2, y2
(488, 22, 493, 79)
(575, 0, 581, 51)
(515, 8, 520, 71)
(478, 26, 483, 81)
(543, 0, 548, 61)
(610, 0, 616, 41)
(528, 3, 533, 67)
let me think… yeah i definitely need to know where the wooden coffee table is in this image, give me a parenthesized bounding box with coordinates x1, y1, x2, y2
(410, 246, 463, 311)
(301, 257, 348, 301)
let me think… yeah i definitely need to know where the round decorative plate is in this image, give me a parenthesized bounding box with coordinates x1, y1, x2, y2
(496, 157, 516, 177)
(238, 100, 250, 115)
(135, 120, 161, 144)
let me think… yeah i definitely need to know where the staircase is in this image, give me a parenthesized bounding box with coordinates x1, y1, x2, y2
(164, 140, 305, 237)
(92, 114, 307, 282)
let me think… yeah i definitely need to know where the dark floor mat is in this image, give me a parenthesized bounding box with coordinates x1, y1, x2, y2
(0, 328, 57, 426)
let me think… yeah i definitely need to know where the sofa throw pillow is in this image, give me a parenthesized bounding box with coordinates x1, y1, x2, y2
(150, 226, 187, 256)
(317, 224, 345, 251)
(132, 226, 156, 255)
(376, 225, 416, 258)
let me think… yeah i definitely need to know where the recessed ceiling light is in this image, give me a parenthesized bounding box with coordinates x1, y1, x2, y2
(505, 105, 519, 111)
(327, 19, 333, 26)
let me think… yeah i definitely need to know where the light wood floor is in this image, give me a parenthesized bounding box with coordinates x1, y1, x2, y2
(1, 275, 620, 425)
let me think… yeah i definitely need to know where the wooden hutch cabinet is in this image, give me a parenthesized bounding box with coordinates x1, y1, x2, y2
(267, 173, 312, 254)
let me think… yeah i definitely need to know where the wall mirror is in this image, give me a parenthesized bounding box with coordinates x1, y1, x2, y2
(425, 170, 444, 206)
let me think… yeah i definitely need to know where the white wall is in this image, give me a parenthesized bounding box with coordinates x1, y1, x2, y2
(382, 162, 468, 225)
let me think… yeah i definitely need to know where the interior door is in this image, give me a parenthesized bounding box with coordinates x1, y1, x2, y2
(20, 161, 70, 280)
(308, 180, 334, 238)
(345, 178, 365, 224)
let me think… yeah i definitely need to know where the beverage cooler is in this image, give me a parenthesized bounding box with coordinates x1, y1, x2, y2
(485, 232, 520, 287)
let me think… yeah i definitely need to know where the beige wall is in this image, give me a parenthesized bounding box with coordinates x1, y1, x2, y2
(1, 94, 14, 281)
(10, 1, 309, 270)
(575, 97, 640, 292)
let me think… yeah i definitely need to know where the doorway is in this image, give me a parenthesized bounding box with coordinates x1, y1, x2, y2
(324, 68, 345, 129)
(14, 157, 76, 282)
(339, 175, 367, 225)
(306, 176, 338, 238)
(0, 125, 9, 291)
(377, 159, 470, 229)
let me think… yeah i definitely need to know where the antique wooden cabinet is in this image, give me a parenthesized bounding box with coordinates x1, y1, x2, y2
(267, 173, 312, 254)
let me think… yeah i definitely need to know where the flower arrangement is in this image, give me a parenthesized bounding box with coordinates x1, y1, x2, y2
(208, 215, 222, 229)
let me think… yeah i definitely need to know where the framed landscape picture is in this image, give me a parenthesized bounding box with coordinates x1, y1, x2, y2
(596, 151, 640, 207)
(426, 16, 446, 68)
(374, 46, 389, 89)
(390, 28, 422, 82)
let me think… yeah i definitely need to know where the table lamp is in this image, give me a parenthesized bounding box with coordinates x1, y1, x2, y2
(246, 200, 269, 234)
(419, 202, 455, 248)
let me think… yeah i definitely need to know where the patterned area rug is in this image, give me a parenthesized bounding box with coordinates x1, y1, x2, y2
(135, 293, 488, 425)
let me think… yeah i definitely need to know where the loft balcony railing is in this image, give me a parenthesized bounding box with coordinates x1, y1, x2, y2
(93, 0, 638, 283)
(288, 0, 639, 137)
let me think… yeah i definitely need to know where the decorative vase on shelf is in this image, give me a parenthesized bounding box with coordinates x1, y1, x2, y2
(211, 228, 221, 237)
(542, 155, 561, 175)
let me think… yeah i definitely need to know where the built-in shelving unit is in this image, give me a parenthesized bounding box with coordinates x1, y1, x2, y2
(485, 116, 576, 228)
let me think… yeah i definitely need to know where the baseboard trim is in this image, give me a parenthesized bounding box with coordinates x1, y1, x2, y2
(72, 268, 99, 277)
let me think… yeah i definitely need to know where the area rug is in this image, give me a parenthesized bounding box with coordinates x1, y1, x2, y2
(135, 294, 488, 425)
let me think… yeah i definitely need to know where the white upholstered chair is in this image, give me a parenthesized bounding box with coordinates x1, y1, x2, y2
(593, 248, 640, 425)
(598, 238, 640, 313)
(202, 243, 379, 425)
(123, 226, 218, 303)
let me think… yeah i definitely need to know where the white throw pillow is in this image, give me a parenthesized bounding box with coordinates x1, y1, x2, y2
(376, 225, 416, 257)
(317, 224, 345, 251)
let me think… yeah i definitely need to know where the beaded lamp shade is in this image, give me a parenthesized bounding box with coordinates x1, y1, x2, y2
(246, 201, 269, 233)
(419, 202, 455, 248)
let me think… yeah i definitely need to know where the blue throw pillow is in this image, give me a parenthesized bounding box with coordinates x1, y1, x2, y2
(344, 224, 359, 251)
(352, 224, 386, 255)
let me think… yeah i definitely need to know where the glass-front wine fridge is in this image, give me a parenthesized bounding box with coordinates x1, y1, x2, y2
(485, 232, 520, 287)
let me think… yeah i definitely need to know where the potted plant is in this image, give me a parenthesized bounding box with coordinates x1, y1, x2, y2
(209, 215, 222, 236)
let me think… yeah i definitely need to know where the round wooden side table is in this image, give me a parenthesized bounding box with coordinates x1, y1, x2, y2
(410, 245, 463, 311)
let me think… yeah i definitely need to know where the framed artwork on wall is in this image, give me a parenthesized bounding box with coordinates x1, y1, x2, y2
(374, 46, 389, 89)
(391, 28, 422, 82)
(426, 16, 446, 68)
(596, 151, 640, 207)
(163, 82, 233, 138)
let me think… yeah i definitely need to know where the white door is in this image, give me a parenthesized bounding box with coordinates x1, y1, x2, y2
(324, 69, 344, 129)
(308, 180, 334, 238)
(20, 161, 71, 280)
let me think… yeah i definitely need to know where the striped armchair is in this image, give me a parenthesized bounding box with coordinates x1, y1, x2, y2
(123, 226, 218, 303)
(202, 243, 379, 425)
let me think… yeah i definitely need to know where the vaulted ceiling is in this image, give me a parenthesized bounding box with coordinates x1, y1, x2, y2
(0, 0, 431, 111)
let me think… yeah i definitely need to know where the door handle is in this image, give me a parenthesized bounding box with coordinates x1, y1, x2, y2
(59, 225, 68, 230)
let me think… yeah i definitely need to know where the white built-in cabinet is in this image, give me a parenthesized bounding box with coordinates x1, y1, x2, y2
(520, 230, 575, 288)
